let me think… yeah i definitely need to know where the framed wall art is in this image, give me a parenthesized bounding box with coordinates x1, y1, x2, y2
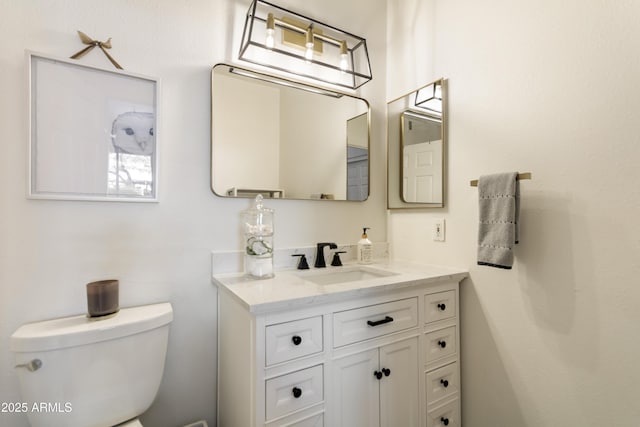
(28, 51, 160, 201)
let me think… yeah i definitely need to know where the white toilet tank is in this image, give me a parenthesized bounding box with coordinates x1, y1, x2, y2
(10, 303, 173, 427)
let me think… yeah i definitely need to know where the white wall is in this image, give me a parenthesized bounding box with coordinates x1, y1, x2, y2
(279, 89, 362, 199)
(387, 0, 640, 425)
(0, 1, 387, 426)
(213, 72, 281, 193)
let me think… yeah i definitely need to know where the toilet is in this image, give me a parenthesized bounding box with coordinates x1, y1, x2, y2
(10, 302, 173, 427)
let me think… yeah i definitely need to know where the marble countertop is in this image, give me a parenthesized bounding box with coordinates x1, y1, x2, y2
(212, 260, 468, 314)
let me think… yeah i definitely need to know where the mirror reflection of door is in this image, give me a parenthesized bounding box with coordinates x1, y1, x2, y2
(401, 111, 442, 203)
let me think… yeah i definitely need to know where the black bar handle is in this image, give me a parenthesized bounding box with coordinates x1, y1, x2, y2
(367, 316, 394, 327)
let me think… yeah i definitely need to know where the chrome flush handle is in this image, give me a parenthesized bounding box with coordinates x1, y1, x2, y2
(15, 359, 42, 372)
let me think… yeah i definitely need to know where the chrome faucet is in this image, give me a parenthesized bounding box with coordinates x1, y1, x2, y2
(314, 242, 337, 268)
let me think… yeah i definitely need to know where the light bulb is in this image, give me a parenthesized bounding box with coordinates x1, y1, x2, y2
(265, 13, 275, 49)
(305, 28, 314, 61)
(266, 28, 275, 49)
(340, 54, 348, 71)
(339, 41, 348, 72)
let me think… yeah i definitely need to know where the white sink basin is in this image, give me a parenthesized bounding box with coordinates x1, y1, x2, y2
(299, 266, 398, 286)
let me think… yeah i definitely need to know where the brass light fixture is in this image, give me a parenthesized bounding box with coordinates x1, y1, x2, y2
(238, 0, 372, 90)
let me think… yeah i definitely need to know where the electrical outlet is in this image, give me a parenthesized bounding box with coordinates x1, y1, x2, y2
(433, 218, 445, 241)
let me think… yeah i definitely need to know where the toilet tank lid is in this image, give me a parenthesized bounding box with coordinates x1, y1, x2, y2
(10, 302, 173, 353)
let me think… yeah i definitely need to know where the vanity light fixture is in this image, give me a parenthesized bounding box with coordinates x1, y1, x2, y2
(238, 0, 372, 90)
(414, 81, 443, 114)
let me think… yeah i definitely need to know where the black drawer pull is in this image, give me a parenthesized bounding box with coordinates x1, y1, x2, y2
(441, 417, 449, 426)
(374, 370, 383, 380)
(440, 379, 449, 388)
(291, 335, 302, 345)
(292, 387, 302, 398)
(438, 340, 447, 348)
(367, 316, 394, 327)
(382, 368, 391, 377)
(437, 303, 447, 311)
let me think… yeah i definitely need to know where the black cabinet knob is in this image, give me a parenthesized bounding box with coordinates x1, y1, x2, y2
(374, 370, 383, 380)
(437, 303, 446, 311)
(438, 340, 447, 348)
(441, 417, 449, 426)
(292, 335, 302, 346)
(292, 387, 302, 398)
(440, 379, 449, 388)
(382, 368, 391, 377)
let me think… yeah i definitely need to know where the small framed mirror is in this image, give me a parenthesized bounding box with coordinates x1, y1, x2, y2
(28, 52, 159, 202)
(387, 79, 446, 209)
(211, 64, 370, 201)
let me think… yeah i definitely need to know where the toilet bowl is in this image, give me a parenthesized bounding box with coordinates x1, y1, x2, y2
(10, 302, 173, 427)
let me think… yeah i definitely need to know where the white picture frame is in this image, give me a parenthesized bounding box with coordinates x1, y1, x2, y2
(28, 51, 160, 202)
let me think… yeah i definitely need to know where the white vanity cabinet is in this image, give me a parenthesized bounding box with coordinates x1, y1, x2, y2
(330, 336, 419, 427)
(213, 263, 466, 427)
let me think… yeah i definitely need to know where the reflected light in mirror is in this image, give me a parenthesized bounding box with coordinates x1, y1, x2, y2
(414, 81, 442, 115)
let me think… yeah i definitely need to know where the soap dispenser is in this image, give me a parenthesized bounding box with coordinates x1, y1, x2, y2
(242, 195, 274, 279)
(357, 227, 373, 264)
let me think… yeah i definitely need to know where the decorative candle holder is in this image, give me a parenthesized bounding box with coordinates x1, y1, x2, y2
(86, 280, 119, 317)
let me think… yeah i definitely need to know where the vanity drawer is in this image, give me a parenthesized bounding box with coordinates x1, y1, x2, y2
(425, 326, 456, 362)
(266, 365, 324, 421)
(424, 291, 456, 323)
(426, 399, 460, 427)
(333, 298, 418, 347)
(267, 411, 324, 427)
(426, 362, 459, 405)
(266, 316, 323, 366)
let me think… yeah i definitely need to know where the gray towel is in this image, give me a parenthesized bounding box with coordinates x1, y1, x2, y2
(477, 172, 520, 269)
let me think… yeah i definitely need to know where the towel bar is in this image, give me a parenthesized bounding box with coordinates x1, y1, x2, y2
(470, 172, 531, 187)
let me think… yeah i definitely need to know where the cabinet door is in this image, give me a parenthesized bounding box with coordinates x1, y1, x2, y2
(330, 348, 380, 427)
(379, 337, 420, 427)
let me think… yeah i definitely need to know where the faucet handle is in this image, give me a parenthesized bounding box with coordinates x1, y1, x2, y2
(331, 251, 346, 267)
(292, 254, 310, 270)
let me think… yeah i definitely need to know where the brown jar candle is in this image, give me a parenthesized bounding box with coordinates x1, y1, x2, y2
(86, 280, 119, 317)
